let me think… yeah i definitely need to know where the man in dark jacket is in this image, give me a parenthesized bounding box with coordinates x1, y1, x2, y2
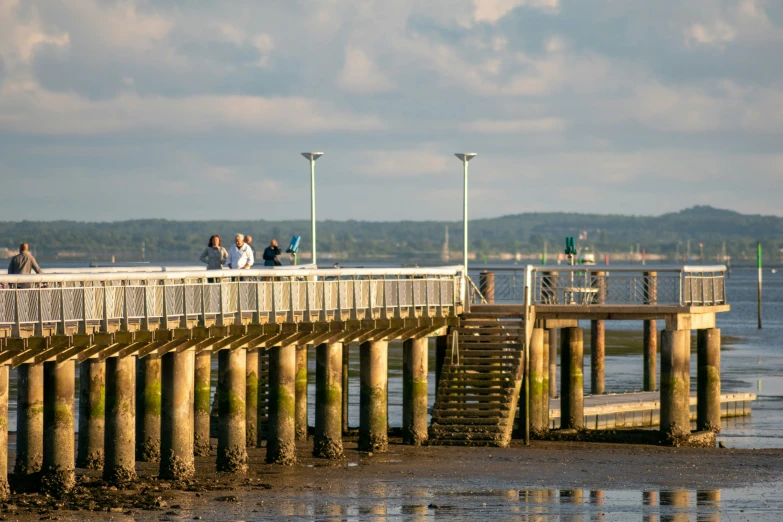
(8, 243, 43, 274)
(262, 239, 282, 266)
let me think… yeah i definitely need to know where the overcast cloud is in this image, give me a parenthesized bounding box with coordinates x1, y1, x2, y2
(0, 0, 781, 221)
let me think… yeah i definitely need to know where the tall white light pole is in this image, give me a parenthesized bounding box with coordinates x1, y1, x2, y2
(454, 153, 477, 273)
(301, 152, 324, 265)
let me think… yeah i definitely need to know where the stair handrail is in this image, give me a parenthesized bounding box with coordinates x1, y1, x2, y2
(466, 275, 487, 304)
(450, 329, 460, 366)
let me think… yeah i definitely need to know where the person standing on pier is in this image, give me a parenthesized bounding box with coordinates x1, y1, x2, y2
(245, 235, 255, 255)
(8, 243, 43, 275)
(227, 233, 254, 269)
(262, 239, 282, 266)
(200, 235, 228, 270)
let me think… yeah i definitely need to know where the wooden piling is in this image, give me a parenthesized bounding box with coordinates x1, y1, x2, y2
(342, 343, 349, 434)
(136, 356, 162, 462)
(529, 328, 546, 435)
(643, 272, 658, 392)
(0, 366, 9, 500)
(697, 328, 721, 432)
(314, 343, 344, 458)
(15, 363, 44, 479)
(194, 351, 212, 456)
(402, 338, 428, 445)
(435, 335, 447, 390)
(480, 271, 495, 303)
(246, 349, 259, 448)
(295, 345, 308, 441)
(267, 344, 297, 464)
(560, 327, 584, 430)
(359, 340, 388, 452)
(661, 329, 691, 441)
(104, 356, 136, 483)
(160, 349, 195, 480)
(77, 359, 105, 470)
(548, 328, 558, 398)
(542, 329, 550, 429)
(41, 360, 76, 495)
(590, 320, 605, 395)
(217, 348, 248, 472)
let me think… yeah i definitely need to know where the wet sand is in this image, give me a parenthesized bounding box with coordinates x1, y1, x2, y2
(3, 435, 783, 520)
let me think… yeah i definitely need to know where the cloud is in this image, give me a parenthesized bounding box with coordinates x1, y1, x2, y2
(461, 118, 567, 133)
(472, 0, 560, 23)
(686, 21, 737, 47)
(0, 87, 385, 135)
(337, 47, 394, 93)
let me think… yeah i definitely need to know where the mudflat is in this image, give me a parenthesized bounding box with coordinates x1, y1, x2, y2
(3, 436, 783, 520)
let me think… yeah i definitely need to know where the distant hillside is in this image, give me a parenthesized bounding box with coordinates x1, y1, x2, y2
(1, 206, 781, 264)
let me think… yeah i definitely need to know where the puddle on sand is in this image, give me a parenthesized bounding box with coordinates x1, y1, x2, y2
(185, 483, 783, 521)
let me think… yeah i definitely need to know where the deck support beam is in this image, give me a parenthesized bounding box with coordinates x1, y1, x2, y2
(560, 327, 584, 430)
(217, 348, 248, 472)
(359, 340, 388, 452)
(314, 342, 344, 458)
(160, 349, 195, 480)
(342, 343, 350, 434)
(267, 344, 297, 464)
(77, 359, 105, 470)
(697, 328, 721, 432)
(402, 338, 428, 445)
(548, 328, 558, 398)
(542, 329, 550, 429)
(0, 366, 9, 499)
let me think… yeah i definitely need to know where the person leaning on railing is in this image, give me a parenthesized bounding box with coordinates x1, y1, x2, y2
(7, 243, 43, 289)
(200, 235, 228, 270)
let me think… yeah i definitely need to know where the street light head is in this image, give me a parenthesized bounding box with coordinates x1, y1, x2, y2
(301, 152, 324, 161)
(454, 153, 477, 162)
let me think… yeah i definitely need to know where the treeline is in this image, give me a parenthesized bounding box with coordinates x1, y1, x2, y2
(1, 206, 781, 263)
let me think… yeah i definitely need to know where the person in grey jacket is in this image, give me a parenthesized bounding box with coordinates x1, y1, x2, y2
(8, 243, 43, 274)
(200, 235, 228, 270)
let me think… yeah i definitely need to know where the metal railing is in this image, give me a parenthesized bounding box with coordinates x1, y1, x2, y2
(468, 265, 727, 306)
(0, 267, 463, 334)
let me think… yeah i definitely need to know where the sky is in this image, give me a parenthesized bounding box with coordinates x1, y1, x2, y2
(0, 0, 781, 222)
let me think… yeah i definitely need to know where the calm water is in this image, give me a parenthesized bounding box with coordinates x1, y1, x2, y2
(5, 267, 782, 450)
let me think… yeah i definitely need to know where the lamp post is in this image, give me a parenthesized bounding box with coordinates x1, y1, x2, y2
(301, 152, 324, 265)
(454, 153, 477, 273)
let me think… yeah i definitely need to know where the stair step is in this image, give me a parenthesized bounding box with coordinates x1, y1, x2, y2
(433, 407, 511, 417)
(455, 342, 522, 349)
(430, 426, 505, 436)
(442, 364, 519, 372)
(435, 396, 511, 403)
(458, 349, 519, 356)
(430, 416, 505, 425)
(427, 439, 506, 447)
(437, 386, 512, 393)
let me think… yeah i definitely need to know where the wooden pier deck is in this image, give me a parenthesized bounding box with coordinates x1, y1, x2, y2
(546, 392, 756, 430)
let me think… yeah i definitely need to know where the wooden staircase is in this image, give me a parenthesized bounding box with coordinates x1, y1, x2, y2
(429, 314, 525, 446)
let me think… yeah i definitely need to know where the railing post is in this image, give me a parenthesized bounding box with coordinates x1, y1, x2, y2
(271, 277, 279, 323)
(35, 282, 44, 337)
(288, 276, 296, 322)
(13, 286, 21, 338)
(57, 282, 65, 335)
(180, 279, 189, 328)
(236, 277, 243, 325)
(161, 280, 169, 330)
(218, 277, 225, 326)
(200, 277, 208, 327)
(122, 280, 130, 331)
(142, 281, 150, 331)
(101, 280, 110, 333)
(253, 279, 262, 324)
(80, 281, 89, 335)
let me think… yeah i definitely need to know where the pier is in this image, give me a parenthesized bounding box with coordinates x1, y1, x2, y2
(0, 264, 736, 496)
